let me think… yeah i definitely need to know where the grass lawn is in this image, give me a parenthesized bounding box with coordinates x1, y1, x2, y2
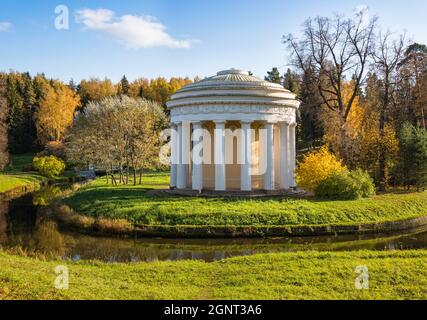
(0, 154, 46, 193)
(0, 250, 426, 300)
(0, 173, 46, 193)
(0, 154, 77, 194)
(64, 173, 427, 227)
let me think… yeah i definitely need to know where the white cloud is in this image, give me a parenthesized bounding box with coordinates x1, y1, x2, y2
(75, 8, 192, 49)
(0, 22, 12, 32)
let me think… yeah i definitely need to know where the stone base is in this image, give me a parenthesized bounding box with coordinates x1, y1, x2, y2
(147, 188, 309, 198)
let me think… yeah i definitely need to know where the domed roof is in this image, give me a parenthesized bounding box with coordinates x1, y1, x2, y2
(167, 69, 300, 109)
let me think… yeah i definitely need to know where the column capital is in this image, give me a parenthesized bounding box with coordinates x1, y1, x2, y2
(278, 121, 291, 127)
(264, 121, 276, 128)
(264, 120, 277, 126)
(213, 120, 226, 125)
(289, 122, 297, 128)
(240, 120, 253, 125)
(191, 121, 203, 127)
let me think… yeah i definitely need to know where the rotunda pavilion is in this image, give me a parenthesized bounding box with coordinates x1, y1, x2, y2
(166, 69, 300, 192)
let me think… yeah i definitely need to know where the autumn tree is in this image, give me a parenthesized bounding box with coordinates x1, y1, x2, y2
(357, 73, 399, 184)
(34, 81, 80, 145)
(127, 77, 192, 112)
(372, 32, 405, 190)
(66, 96, 167, 185)
(285, 12, 377, 162)
(77, 78, 116, 109)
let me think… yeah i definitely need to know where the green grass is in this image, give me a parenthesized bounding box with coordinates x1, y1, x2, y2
(4, 154, 35, 172)
(0, 154, 76, 194)
(0, 173, 46, 193)
(0, 250, 426, 299)
(64, 174, 427, 227)
(0, 154, 45, 193)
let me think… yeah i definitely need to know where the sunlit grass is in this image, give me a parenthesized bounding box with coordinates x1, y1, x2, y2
(64, 174, 427, 227)
(0, 250, 425, 300)
(0, 173, 45, 193)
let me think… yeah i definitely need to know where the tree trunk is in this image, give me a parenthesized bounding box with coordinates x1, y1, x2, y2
(139, 169, 143, 185)
(110, 164, 117, 186)
(133, 168, 137, 186)
(126, 166, 129, 185)
(378, 74, 390, 192)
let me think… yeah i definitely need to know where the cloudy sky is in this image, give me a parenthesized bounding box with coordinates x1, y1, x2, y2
(1, 0, 426, 82)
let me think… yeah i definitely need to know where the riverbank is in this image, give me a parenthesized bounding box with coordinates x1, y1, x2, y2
(0, 250, 425, 299)
(0, 154, 76, 199)
(0, 173, 46, 199)
(61, 175, 427, 237)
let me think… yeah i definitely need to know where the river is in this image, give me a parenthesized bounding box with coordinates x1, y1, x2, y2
(0, 187, 426, 263)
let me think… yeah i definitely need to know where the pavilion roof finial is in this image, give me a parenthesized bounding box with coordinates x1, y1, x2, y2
(216, 69, 249, 76)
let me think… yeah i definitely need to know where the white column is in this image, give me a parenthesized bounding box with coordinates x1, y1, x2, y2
(177, 121, 190, 189)
(289, 123, 297, 188)
(191, 122, 203, 191)
(279, 122, 290, 189)
(170, 123, 178, 189)
(214, 121, 226, 191)
(240, 121, 252, 191)
(264, 122, 275, 191)
(176, 122, 184, 189)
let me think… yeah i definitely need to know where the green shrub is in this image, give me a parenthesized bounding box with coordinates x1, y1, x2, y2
(348, 169, 376, 198)
(33, 156, 65, 179)
(315, 169, 376, 200)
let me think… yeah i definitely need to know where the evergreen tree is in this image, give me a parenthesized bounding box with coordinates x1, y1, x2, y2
(298, 68, 324, 148)
(283, 69, 301, 95)
(119, 75, 130, 95)
(265, 67, 283, 84)
(398, 122, 416, 188)
(397, 122, 427, 190)
(0, 75, 9, 168)
(412, 127, 427, 190)
(6, 73, 26, 153)
(68, 78, 77, 91)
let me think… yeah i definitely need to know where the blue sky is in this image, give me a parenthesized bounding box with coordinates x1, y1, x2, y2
(0, 0, 426, 82)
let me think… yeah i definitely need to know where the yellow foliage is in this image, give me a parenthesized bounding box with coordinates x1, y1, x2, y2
(35, 81, 80, 144)
(321, 81, 364, 158)
(296, 146, 347, 191)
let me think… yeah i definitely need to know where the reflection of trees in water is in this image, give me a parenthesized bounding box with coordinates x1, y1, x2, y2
(32, 186, 62, 206)
(31, 219, 67, 257)
(1, 192, 70, 258)
(0, 200, 9, 244)
(6, 213, 69, 258)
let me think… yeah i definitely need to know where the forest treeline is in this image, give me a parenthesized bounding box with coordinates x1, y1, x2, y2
(0, 73, 192, 164)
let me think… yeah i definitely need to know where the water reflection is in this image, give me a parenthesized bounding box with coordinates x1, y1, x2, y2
(1, 189, 427, 263)
(32, 186, 62, 206)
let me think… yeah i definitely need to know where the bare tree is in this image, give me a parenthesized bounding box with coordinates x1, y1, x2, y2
(372, 32, 406, 191)
(285, 12, 377, 160)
